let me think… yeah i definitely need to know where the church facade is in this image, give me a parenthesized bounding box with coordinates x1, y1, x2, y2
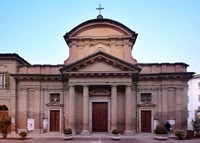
(0, 15, 194, 135)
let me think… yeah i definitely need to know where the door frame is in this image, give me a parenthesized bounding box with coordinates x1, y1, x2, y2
(48, 109, 62, 132)
(89, 100, 110, 132)
(139, 109, 154, 133)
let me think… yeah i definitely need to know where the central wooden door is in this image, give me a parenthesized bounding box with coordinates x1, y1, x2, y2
(50, 110, 60, 131)
(141, 110, 151, 132)
(92, 102, 108, 132)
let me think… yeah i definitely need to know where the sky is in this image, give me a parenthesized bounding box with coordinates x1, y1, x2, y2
(0, 0, 200, 74)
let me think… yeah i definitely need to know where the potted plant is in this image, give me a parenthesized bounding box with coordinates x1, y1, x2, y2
(154, 125, 168, 140)
(110, 129, 121, 140)
(192, 119, 200, 136)
(63, 128, 72, 140)
(174, 129, 185, 140)
(19, 131, 27, 140)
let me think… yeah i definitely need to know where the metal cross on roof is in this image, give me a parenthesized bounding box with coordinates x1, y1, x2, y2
(96, 4, 104, 15)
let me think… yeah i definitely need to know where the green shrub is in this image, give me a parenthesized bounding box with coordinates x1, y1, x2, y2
(154, 125, 168, 134)
(19, 131, 27, 139)
(111, 129, 120, 135)
(192, 119, 200, 136)
(63, 128, 72, 134)
(174, 129, 185, 140)
(0, 116, 11, 138)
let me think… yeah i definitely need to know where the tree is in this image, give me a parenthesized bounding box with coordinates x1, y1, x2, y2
(192, 119, 200, 136)
(0, 116, 11, 138)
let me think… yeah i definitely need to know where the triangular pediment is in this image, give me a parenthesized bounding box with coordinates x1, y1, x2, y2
(60, 51, 141, 74)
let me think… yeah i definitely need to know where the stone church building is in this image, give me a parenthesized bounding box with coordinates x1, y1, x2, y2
(0, 14, 194, 135)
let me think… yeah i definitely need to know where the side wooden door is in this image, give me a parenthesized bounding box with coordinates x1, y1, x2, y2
(92, 102, 108, 132)
(50, 110, 60, 131)
(141, 110, 151, 132)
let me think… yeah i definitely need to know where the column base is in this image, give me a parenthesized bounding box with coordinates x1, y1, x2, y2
(81, 130, 90, 135)
(72, 130, 76, 135)
(17, 129, 28, 133)
(124, 130, 135, 136)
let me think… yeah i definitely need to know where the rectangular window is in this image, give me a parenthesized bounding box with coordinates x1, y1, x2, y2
(198, 95, 200, 102)
(141, 93, 152, 103)
(50, 93, 60, 103)
(0, 73, 7, 89)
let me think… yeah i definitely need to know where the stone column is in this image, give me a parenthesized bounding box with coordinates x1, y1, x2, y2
(81, 85, 90, 135)
(125, 85, 133, 135)
(111, 85, 117, 130)
(69, 85, 76, 134)
(132, 86, 137, 134)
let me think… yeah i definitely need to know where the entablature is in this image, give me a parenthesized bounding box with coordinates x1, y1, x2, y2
(139, 72, 194, 80)
(11, 74, 62, 81)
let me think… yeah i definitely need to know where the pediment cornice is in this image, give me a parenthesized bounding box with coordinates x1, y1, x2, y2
(137, 102, 156, 108)
(60, 51, 141, 75)
(10, 74, 62, 81)
(46, 102, 64, 107)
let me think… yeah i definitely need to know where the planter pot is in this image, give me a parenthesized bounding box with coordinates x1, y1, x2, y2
(111, 134, 121, 140)
(154, 134, 168, 140)
(63, 134, 73, 140)
(20, 136, 26, 140)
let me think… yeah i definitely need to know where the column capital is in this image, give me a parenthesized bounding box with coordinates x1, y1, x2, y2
(126, 84, 132, 87)
(111, 84, 118, 87)
(82, 85, 89, 87)
(68, 84, 75, 87)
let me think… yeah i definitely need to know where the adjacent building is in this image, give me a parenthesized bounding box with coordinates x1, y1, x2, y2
(0, 14, 194, 135)
(188, 74, 200, 129)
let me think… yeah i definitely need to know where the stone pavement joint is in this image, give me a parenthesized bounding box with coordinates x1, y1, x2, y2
(0, 133, 200, 143)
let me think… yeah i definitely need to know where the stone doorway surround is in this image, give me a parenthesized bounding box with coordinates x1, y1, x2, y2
(46, 103, 63, 132)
